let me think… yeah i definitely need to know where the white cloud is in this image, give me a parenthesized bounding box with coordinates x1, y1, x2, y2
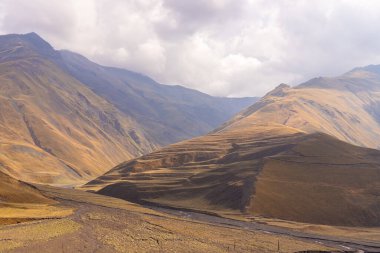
(1, 0, 380, 97)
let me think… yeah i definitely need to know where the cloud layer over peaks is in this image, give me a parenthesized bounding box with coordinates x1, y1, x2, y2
(1, 0, 380, 97)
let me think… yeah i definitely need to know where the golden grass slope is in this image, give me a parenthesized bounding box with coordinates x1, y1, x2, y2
(0, 33, 157, 185)
(85, 124, 380, 226)
(0, 171, 73, 225)
(0, 171, 52, 205)
(221, 69, 380, 149)
(0, 33, 255, 186)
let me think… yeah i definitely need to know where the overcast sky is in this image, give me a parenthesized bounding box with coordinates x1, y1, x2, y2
(1, 0, 380, 97)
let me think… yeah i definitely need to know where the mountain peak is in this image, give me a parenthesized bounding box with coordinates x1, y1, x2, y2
(0, 32, 58, 62)
(348, 64, 380, 76)
(277, 83, 290, 88)
(0, 32, 51, 46)
(266, 83, 290, 97)
(22, 32, 53, 50)
(24, 32, 39, 37)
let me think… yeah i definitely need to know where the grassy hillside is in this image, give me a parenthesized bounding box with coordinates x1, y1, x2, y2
(0, 171, 52, 205)
(0, 33, 256, 185)
(0, 33, 157, 185)
(220, 67, 380, 149)
(85, 124, 380, 226)
(0, 171, 73, 225)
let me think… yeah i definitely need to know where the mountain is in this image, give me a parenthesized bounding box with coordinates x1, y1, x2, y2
(221, 67, 380, 149)
(85, 67, 380, 226)
(59, 50, 257, 145)
(84, 122, 380, 226)
(0, 33, 159, 186)
(0, 32, 255, 185)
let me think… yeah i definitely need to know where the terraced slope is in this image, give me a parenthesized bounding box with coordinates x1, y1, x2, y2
(221, 66, 380, 149)
(85, 124, 380, 226)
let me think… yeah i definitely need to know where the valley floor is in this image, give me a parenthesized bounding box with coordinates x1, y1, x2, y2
(151, 206, 380, 252)
(0, 186, 378, 252)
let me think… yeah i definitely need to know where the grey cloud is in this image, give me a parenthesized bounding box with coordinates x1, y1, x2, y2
(1, 0, 380, 97)
(0, 0, 76, 40)
(161, 0, 246, 33)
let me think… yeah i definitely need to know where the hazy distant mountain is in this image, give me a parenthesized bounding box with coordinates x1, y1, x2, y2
(0, 32, 255, 185)
(86, 67, 380, 226)
(59, 50, 257, 145)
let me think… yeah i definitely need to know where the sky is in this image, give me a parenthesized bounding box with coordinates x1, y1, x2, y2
(1, 0, 380, 97)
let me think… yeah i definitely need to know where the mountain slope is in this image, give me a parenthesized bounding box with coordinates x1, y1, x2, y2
(86, 66, 380, 226)
(220, 67, 380, 149)
(85, 123, 380, 226)
(0, 171, 53, 205)
(0, 33, 157, 185)
(60, 50, 257, 145)
(0, 32, 255, 185)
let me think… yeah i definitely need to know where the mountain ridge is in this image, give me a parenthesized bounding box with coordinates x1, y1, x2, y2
(59, 49, 257, 145)
(218, 67, 380, 149)
(0, 32, 256, 185)
(86, 65, 380, 226)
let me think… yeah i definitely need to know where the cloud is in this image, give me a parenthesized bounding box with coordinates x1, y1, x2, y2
(0, 0, 77, 39)
(1, 0, 380, 97)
